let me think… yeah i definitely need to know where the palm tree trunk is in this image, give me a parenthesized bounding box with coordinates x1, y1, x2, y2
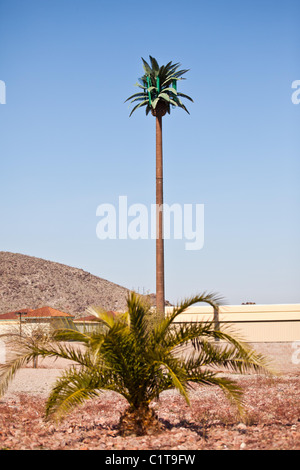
(156, 114, 165, 318)
(119, 405, 162, 436)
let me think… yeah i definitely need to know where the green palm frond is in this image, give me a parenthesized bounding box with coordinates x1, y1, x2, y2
(125, 56, 193, 116)
(45, 365, 102, 420)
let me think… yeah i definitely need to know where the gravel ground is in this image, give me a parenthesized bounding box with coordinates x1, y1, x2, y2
(0, 365, 299, 451)
(3, 368, 62, 398)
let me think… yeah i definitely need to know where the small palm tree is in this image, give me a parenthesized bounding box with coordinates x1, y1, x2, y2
(0, 292, 271, 436)
(125, 57, 193, 318)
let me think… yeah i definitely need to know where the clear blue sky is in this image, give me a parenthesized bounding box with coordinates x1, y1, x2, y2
(0, 0, 299, 306)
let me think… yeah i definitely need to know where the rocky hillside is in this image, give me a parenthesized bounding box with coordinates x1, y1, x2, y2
(0, 252, 132, 317)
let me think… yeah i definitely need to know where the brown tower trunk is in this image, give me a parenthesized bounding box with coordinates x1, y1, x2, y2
(156, 114, 165, 318)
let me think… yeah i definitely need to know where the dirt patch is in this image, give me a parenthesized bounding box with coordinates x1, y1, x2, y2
(0, 371, 299, 450)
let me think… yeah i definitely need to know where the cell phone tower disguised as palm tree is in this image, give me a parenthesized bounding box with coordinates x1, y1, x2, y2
(125, 56, 193, 318)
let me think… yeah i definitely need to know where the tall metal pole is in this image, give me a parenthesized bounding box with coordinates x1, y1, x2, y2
(156, 113, 165, 318)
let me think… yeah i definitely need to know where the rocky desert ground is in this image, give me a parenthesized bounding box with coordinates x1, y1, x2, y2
(0, 360, 299, 451)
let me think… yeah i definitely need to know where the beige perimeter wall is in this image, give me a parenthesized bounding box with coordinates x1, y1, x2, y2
(166, 304, 300, 343)
(165, 304, 300, 374)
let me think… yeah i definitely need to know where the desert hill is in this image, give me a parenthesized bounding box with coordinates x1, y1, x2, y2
(0, 252, 132, 317)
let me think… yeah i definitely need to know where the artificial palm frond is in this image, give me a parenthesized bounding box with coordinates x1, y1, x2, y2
(125, 56, 193, 116)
